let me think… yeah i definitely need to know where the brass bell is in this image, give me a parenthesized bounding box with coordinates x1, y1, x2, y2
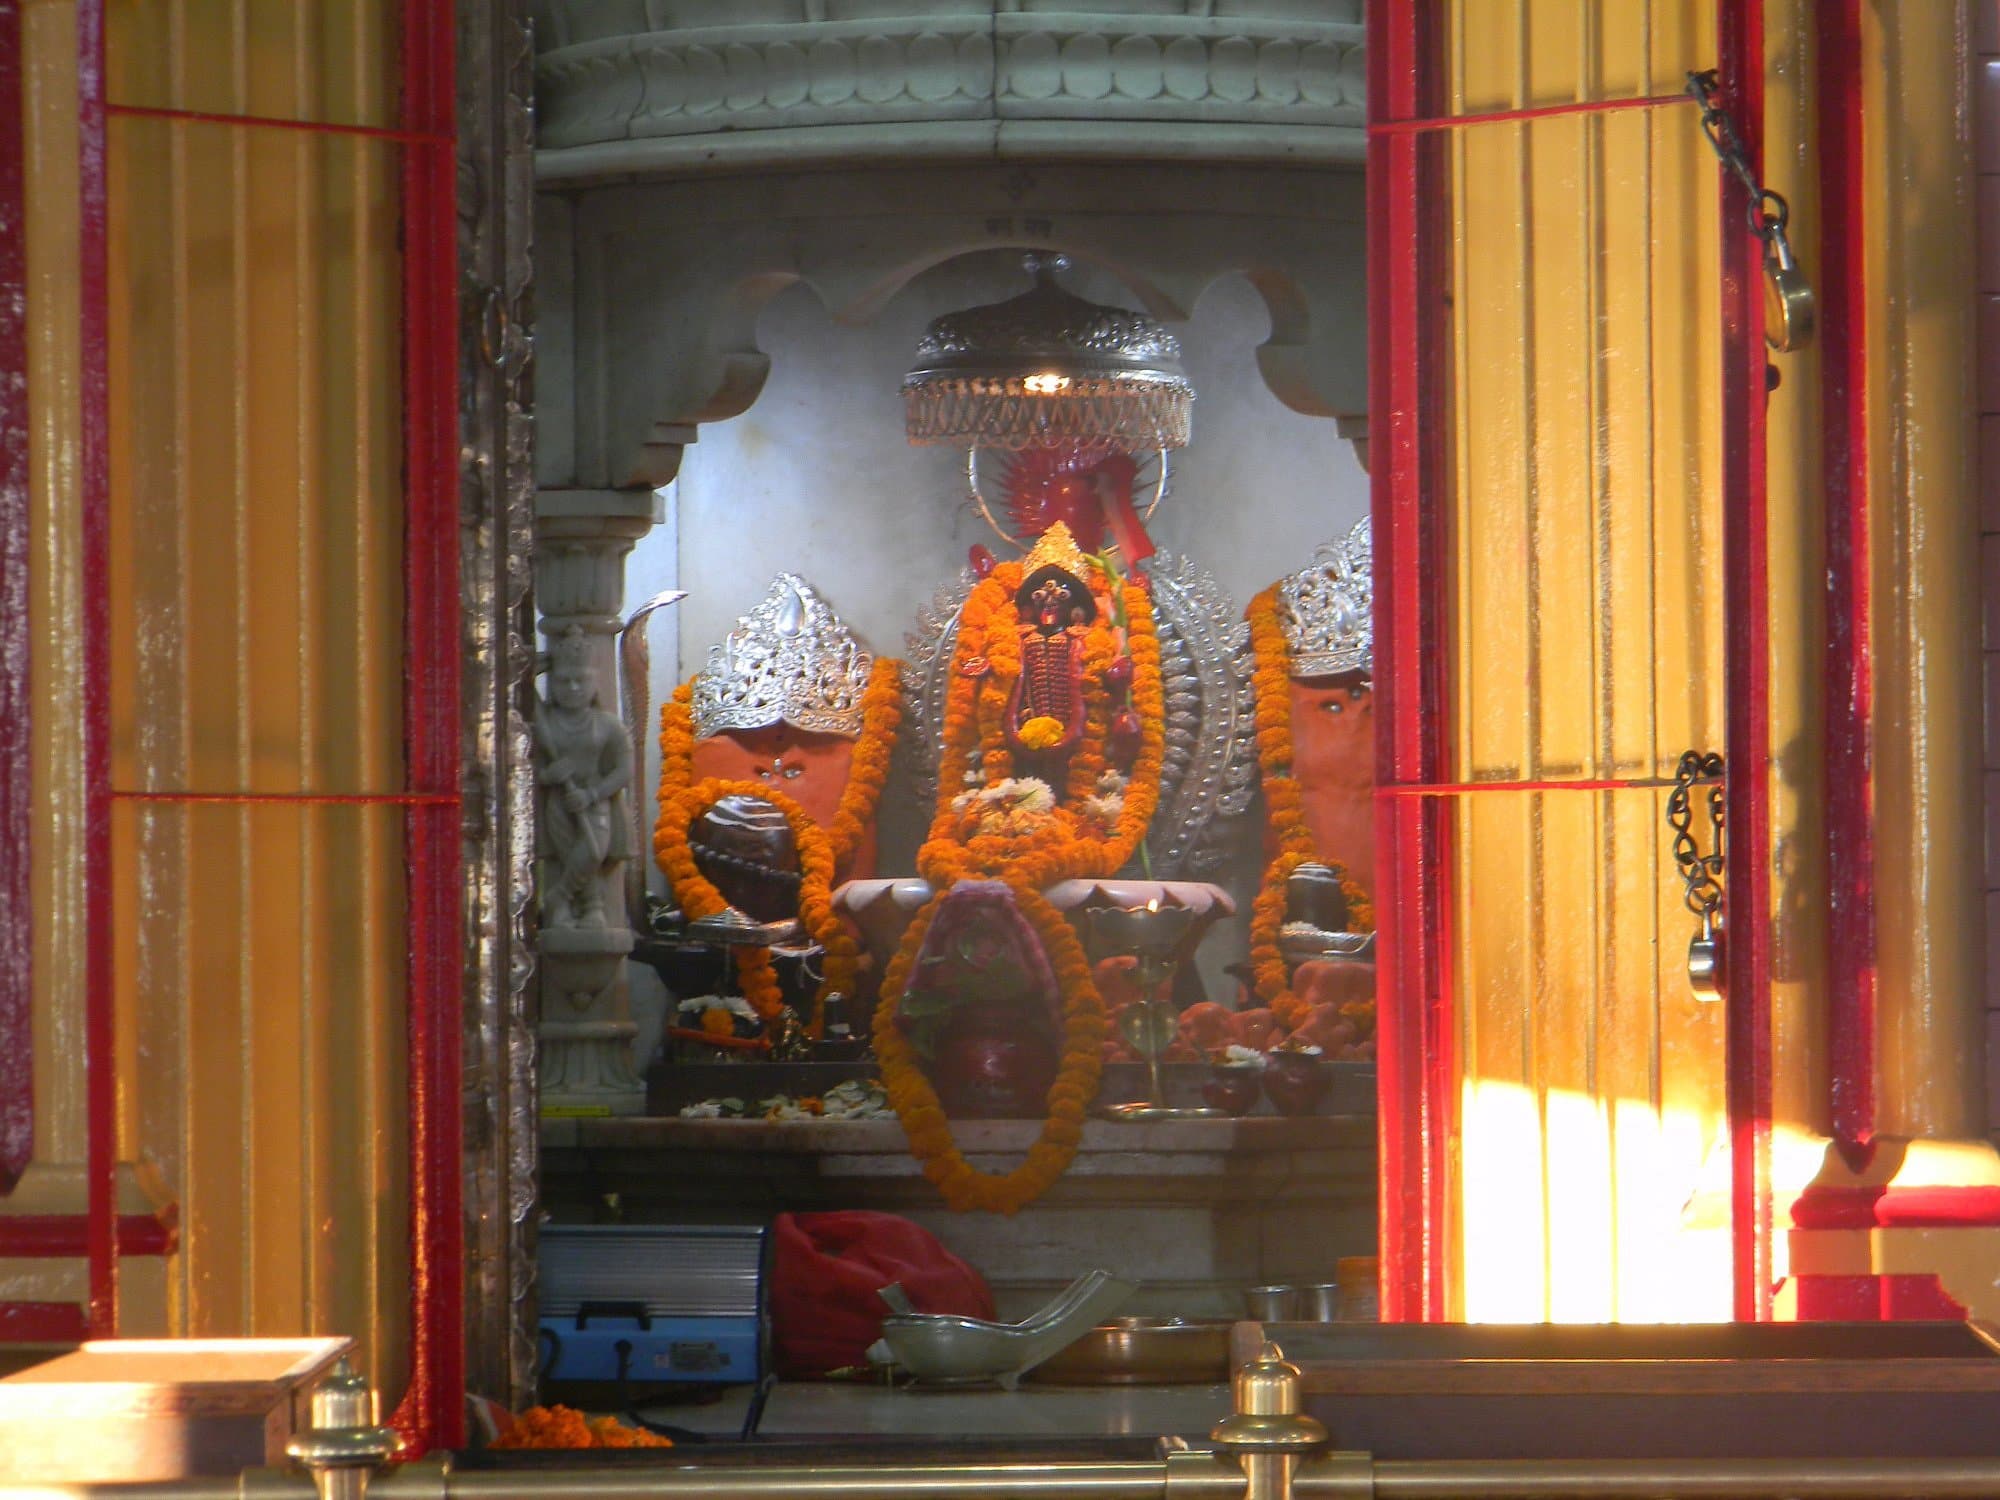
(1762, 226, 1814, 353)
(1687, 907, 1724, 1004)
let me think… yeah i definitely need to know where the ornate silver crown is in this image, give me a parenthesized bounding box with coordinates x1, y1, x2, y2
(693, 574, 874, 740)
(1278, 518, 1372, 679)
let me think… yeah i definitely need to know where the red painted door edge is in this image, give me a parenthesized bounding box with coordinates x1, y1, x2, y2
(0, 1211, 177, 1258)
(1368, 0, 1454, 1322)
(391, 0, 465, 1456)
(0, 0, 33, 1200)
(0, 1301, 88, 1343)
(1817, 0, 1876, 1158)
(74, 0, 117, 1339)
(1716, 0, 1777, 1322)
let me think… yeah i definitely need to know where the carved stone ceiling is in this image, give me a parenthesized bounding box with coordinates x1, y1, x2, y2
(532, 1, 1366, 182)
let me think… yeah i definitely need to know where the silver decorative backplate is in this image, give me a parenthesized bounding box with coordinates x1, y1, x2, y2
(1146, 554, 1257, 877)
(900, 567, 978, 809)
(694, 574, 874, 740)
(1279, 517, 1372, 679)
(900, 553, 1255, 879)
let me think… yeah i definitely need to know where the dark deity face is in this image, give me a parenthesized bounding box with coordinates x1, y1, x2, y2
(1017, 565, 1096, 636)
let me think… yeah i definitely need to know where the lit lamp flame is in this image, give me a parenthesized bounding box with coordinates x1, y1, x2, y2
(1023, 372, 1072, 395)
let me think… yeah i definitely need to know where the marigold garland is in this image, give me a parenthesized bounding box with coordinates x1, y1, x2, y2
(654, 659, 900, 1042)
(917, 561, 1165, 888)
(658, 656, 902, 873)
(654, 777, 859, 1040)
(492, 1405, 673, 1450)
(873, 557, 1166, 1214)
(1246, 582, 1374, 1027)
(873, 877, 1106, 1214)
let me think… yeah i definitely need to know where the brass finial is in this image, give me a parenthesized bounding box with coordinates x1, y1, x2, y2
(1211, 1343, 1329, 1455)
(287, 1359, 398, 1500)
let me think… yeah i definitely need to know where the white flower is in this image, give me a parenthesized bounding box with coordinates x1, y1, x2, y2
(680, 1099, 738, 1119)
(1077, 792, 1125, 824)
(1222, 1044, 1268, 1068)
(678, 992, 759, 1023)
(980, 777, 1055, 815)
(821, 1078, 890, 1119)
(1095, 768, 1129, 795)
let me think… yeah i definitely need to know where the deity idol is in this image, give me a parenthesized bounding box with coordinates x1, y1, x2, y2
(1242, 519, 1378, 1056)
(654, 575, 902, 1049)
(871, 521, 1168, 1213)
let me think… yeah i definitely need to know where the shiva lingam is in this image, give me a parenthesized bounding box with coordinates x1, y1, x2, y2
(685, 906, 811, 1058)
(1088, 898, 1224, 1122)
(1276, 861, 1377, 969)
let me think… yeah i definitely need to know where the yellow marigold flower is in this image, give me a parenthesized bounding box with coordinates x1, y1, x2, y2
(1018, 715, 1065, 751)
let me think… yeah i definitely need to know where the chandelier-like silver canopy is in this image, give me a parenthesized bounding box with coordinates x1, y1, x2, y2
(902, 252, 1194, 452)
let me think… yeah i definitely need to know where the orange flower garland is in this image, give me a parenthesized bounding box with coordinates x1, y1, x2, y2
(492, 1405, 673, 1450)
(654, 777, 859, 1039)
(873, 556, 1166, 1213)
(874, 877, 1105, 1214)
(916, 561, 1165, 887)
(654, 659, 900, 1041)
(1246, 582, 1374, 1026)
(657, 656, 902, 872)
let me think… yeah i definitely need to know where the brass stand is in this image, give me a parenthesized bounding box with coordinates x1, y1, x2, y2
(1089, 904, 1223, 1122)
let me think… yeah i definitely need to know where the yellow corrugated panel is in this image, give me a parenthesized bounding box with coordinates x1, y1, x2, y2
(104, 0, 408, 1398)
(1445, 0, 1741, 1322)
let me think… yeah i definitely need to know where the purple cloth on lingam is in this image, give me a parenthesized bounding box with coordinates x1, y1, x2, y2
(903, 879, 1063, 1034)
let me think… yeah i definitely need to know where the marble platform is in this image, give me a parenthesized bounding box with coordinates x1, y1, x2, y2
(541, 1114, 1376, 1320)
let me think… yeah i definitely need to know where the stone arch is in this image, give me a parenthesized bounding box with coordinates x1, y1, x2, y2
(547, 161, 1366, 491)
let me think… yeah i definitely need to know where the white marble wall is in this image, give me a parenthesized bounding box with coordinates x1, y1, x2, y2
(626, 249, 1366, 873)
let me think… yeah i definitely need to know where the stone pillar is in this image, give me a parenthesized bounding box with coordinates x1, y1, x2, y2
(534, 488, 663, 1116)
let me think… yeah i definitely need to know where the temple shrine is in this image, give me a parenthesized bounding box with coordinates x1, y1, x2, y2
(5, 1, 2000, 1494)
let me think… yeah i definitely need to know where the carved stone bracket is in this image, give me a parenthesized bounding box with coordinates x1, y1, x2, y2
(538, 162, 1366, 492)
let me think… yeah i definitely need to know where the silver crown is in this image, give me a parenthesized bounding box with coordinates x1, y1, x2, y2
(693, 574, 874, 739)
(1278, 519, 1372, 679)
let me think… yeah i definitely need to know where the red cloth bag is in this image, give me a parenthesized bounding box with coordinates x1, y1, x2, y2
(769, 1210, 995, 1378)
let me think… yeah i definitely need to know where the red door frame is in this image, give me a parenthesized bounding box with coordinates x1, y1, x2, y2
(1365, 0, 1455, 1323)
(0, 0, 33, 1209)
(66, 0, 465, 1452)
(1366, 0, 1779, 1320)
(1816, 0, 1875, 1160)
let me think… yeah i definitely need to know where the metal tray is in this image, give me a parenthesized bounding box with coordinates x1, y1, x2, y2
(1029, 1317, 1233, 1386)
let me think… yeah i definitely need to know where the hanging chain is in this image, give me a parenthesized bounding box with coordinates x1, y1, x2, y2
(1687, 69, 1814, 352)
(1686, 70, 1787, 244)
(1667, 750, 1727, 924)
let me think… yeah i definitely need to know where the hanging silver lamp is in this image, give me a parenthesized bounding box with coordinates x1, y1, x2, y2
(902, 252, 1194, 452)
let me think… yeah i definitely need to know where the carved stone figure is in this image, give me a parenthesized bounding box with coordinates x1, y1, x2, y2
(535, 626, 631, 928)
